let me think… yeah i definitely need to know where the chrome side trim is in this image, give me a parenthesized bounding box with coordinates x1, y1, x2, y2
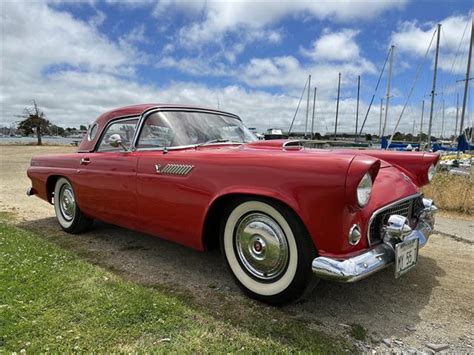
(367, 193, 421, 246)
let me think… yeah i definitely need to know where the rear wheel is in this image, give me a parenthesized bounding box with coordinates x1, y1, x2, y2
(54, 177, 93, 233)
(221, 198, 317, 305)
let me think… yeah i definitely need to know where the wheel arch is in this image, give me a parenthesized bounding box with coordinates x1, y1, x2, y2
(46, 175, 63, 203)
(201, 191, 314, 252)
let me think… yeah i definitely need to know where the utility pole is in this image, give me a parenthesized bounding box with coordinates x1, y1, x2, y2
(382, 45, 395, 137)
(334, 72, 341, 140)
(311, 87, 317, 139)
(419, 100, 425, 147)
(459, 19, 473, 137)
(379, 98, 384, 137)
(427, 24, 441, 150)
(455, 93, 459, 137)
(441, 99, 445, 139)
(356, 75, 360, 136)
(305, 74, 311, 138)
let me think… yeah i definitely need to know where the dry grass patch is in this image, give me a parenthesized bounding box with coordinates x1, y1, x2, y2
(422, 172, 473, 215)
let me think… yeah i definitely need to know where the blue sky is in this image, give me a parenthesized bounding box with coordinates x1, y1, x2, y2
(1, 0, 473, 136)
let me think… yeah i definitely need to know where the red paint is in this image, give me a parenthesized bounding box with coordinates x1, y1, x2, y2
(27, 105, 438, 259)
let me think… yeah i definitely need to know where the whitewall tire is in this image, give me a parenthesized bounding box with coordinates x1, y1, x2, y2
(54, 177, 93, 233)
(221, 198, 316, 305)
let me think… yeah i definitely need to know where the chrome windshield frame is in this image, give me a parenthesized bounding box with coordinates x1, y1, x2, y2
(131, 107, 251, 152)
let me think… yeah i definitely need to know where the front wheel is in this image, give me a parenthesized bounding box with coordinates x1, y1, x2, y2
(54, 177, 93, 233)
(221, 198, 317, 305)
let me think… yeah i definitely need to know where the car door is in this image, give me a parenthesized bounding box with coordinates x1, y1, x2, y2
(73, 117, 139, 229)
(133, 111, 213, 249)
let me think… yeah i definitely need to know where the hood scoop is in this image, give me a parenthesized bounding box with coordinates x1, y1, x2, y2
(244, 140, 303, 151)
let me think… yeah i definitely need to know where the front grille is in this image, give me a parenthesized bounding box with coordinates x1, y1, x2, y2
(368, 195, 420, 245)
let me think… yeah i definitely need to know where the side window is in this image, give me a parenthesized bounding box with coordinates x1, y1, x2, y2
(137, 114, 175, 148)
(97, 118, 138, 152)
(87, 123, 98, 141)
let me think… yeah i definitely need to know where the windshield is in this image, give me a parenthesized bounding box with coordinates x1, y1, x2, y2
(136, 111, 257, 149)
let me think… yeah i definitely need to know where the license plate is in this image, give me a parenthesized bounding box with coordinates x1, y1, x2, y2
(395, 238, 419, 278)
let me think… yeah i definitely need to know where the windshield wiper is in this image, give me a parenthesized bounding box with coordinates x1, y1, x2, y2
(195, 139, 243, 148)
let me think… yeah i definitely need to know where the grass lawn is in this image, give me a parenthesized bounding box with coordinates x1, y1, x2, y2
(0, 220, 353, 353)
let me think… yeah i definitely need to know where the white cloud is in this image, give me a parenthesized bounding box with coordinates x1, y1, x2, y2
(1, 0, 459, 139)
(154, 1, 406, 53)
(240, 54, 376, 93)
(157, 57, 231, 77)
(302, 29, 361, 61)
(391, 14, 472, 74)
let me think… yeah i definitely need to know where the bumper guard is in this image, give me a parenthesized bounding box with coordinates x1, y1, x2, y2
(312, 198, 437, 282)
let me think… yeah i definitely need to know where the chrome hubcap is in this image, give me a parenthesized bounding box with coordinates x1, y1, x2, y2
(59, 185, 76, 221)
(234, 213, 289, 281)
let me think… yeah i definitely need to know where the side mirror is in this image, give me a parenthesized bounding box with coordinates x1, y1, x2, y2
(108, 134, 126, 150)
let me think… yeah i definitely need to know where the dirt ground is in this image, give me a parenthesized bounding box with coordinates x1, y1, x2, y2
(1, 145, 473, 353)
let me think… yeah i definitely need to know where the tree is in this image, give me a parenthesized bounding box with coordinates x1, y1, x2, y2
(17, 101, 51, 145)
(392, 132, 404, 141)
(80, 125, 87, 131)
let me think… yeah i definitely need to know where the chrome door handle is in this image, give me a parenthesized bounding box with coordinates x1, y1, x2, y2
(80, 157, 90, 165)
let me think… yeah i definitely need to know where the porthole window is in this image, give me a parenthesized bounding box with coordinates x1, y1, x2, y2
(88, 123, 98, 141)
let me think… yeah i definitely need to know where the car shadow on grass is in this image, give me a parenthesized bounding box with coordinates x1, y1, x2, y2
(18, 217, 444, 345)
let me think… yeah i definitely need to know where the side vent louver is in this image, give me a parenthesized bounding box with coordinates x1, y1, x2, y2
(161, 164, 194, 176)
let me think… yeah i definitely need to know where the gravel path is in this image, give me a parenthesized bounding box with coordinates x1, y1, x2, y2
(1, 145, 473, 353)
(435, 216, 474, 244)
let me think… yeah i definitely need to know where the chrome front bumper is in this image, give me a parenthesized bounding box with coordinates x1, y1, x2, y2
(312, 198, 437, 282)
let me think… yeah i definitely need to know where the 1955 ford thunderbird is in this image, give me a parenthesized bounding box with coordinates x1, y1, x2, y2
(27, 104, 439, 305)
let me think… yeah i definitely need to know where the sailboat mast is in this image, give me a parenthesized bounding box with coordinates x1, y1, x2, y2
(455, 93, 459, 137)
(334, 73, 341, 140)
(379, 98, 384, 137)
(382, 45, 395, 137)
(311, 87, 317, 139)
(305, 74, 311, 138)
(441, 99, 445, 138)
(419, 100, 425, 146)
(356, 75, 360, 135)
(427, 24, 441, 150)
(459, 19, 473, 137)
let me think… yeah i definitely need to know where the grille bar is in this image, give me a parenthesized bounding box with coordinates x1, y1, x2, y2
(368, 194, 421, 245)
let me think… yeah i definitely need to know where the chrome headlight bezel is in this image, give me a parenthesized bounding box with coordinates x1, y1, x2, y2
(427, 164, 436, 182)
(357, 172, 373, 207)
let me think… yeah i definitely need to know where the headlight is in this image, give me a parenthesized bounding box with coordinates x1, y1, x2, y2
(428, 164, 436, 182)
(357, 172, 372, 207)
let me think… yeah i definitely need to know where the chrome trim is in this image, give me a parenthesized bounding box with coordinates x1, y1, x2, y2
(131, 107, 242, 151)
(348, 224, 362, 246)
(87, 123, 98, 141)
(312, 199, 436, 282)
(95, 116, 140, 153)
(282, 140, 304, 150)
(26, 187, 35, 196)
(59, 184, 76, 221)
(234, 212, 289, 281)
(367, 193, 421, 246)
(159, 164, 194, 176)
(385, 215, 412, 240)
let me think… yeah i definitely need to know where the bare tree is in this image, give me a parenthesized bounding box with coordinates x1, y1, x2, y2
(17, 100, 51, 145)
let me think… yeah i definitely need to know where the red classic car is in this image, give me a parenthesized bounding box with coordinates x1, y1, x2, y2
(27, 104, 439, 305)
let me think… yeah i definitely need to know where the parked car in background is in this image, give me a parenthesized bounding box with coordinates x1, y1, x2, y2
(27, 104, 439, 305)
